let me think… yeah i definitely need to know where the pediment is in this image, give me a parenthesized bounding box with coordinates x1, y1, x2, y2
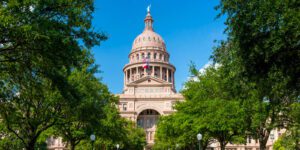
(127, 76, 171, 86)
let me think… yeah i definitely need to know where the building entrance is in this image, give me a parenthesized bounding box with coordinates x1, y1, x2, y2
(137, 109, 160, 144)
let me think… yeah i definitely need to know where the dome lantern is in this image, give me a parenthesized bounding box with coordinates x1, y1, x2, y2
(144, 5, 154, 31)
(131, 6, 166, 51)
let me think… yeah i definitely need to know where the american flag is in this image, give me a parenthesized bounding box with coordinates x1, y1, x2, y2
(143, 57, 149, 69)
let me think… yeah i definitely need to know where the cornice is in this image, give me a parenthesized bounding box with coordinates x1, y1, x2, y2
(123, 62, 176, 71)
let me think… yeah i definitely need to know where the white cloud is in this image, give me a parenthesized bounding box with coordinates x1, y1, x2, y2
(198, 61, 213, 74)
(187, 61, 221, 82)
(182, 61, 221, 91)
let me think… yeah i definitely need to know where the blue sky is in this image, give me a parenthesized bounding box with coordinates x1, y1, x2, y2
(92, 0, 227, 94)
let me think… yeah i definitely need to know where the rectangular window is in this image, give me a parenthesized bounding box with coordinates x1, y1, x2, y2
(248, 136, 252, 143)
(121, 103, 127, 111)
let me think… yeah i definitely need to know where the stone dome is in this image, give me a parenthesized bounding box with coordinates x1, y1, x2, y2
(131, 11, 166, 51)
(132, 30, 166, 51)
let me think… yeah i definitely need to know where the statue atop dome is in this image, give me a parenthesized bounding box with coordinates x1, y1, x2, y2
(147, 5, 151, 13)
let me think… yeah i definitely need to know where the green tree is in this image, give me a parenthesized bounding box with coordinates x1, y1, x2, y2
(95, 113, 146, 150)
(53, 53, 116, 150)
(95, 100, 127, 149)
(213, 42, 288, 150)
(154, 113, 211, 150)
(0, 73, 65, 149)
(273, 127, 300, 150)
(75, 119, 146, 150)
(273, 102, 300, 150)
(216, 0, 299, 93)
(181, 66, 247, 150)
(123, 121, 146, 150)
(0, 0, 106, 149)
(74, 97, 146, 150)
(155, 65, 247, 150)
(0, 121, 23, 149)
(215, 1, 300, 149)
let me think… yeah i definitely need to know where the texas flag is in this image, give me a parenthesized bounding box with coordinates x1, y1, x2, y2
(143, 57, 149, 69)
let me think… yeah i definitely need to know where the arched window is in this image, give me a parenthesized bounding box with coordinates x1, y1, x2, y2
(164, 56, 167, 62)
(137, 119, 143, 127)
(136, 54, 139, 60)
(159, 54, 162, 60)
(147, 53, 151, 59)
(142, 53, 145, 59)
(154, 53, 157, 59)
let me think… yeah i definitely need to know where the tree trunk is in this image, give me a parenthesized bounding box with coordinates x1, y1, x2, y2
(71, 145, 75, 150)
(259, 139, 268, 150)
(202, 140, 209, 150)
(188, 144, 194, 150)
(220, 142, 226, 150)
(25, 139, 37, 150)
(258, 128, 270, 150)
(70, 140, 76, 150)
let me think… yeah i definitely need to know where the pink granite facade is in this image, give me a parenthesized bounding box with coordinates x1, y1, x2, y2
(117, 8, 184, 149)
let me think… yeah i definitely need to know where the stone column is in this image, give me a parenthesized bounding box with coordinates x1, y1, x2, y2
(160, 66, 162, 79)
(123, 72, 125, 86)
(172, 70, 175, 88)
(130, 68, 132, 82)
(151, 51, 154, 60)
(152, 66, 154, 76)
(127, 69, 129, 82)
(125, 70, 127, 83)
(166, 68, 169, 82)
(137, 67, 139, 77)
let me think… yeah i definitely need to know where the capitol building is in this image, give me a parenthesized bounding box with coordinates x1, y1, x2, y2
(116, 7, 184, 149)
